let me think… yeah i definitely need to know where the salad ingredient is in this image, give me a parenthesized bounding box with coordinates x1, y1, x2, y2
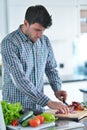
(1, 100, 23, 125)
(36, 115, 44, 124)
(11, 119, 19, 126)
(21, 118, 30, 127)
(21, 116, 35, 127)
(21, 117, 31, 127)
(68, 101, 84, 111)
(29, 117, 40, 127)
(41, 112, 56, 122)
(19, 110, 33, 123)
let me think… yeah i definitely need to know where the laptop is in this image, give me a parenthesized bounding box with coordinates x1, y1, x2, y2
(0, 102, 84, 130)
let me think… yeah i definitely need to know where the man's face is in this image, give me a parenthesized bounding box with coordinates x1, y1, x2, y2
(24, 20, 45, 42)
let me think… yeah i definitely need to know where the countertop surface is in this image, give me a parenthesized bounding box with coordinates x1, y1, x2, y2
(44, 108, 87, 130)
(61, 74, 87, 83)
(55, 118, 87, 130)
(44, 74, 87, 84)
(7, 119, 86, 130)
(79, 88, 87, 93)
(40, 117, 87, 130)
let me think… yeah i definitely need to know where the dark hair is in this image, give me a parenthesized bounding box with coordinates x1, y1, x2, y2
(25, 5, 52, 28)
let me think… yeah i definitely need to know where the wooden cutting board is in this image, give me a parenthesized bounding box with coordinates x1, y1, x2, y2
(48, 109, 87, 122)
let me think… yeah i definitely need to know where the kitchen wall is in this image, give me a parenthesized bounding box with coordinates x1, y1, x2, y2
(0, 0, 8, 44)
(80, 0, 87, 4)
(0, 0, 87, 76)
(44, 81, 87, 104)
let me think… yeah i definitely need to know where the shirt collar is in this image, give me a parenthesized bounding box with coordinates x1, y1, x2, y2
(18, 25, 43, 46)
(18, 25, 30, 42)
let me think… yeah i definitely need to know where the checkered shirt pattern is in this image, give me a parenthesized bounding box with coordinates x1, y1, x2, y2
(1, 26, 61, 111)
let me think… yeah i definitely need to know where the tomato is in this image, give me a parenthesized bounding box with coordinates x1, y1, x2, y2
(29, 118, 40, 127)
(76, 104, 84, 110)
(36, 115, 44, 124)
(11, 119, 19, 126)
(71, 101, 84, 110)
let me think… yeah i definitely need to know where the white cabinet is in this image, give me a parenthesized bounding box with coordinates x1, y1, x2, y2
(44, 81, 87, 104)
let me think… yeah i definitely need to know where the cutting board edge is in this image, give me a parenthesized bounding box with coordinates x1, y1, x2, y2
(48, 109, 87, 121)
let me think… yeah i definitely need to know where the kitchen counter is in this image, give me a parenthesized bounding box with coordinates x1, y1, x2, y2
(41, 117, 87, 130)
(55, 115, 87, 130)
(43, 108, 87, 130)
(79, 117, 87, 130)
(55, 120, 84, 130)
(7, 118, 86, 130)
(44, 74, 87, 84)
(61, 74, 87, 83)
(55, 118, 87, 130)
(6, 114, 85, 130)
(79, 88, 87, 102)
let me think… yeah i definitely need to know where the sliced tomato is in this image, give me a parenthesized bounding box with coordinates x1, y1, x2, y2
(29, 118, 40, 127)
(76, 104, 84, 110)
(36, 115, 44, 124)
(68, 101, 85, 111)
(11, 119, 19, 126)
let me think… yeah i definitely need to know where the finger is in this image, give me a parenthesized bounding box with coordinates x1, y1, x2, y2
(62, 105, 69, 114)
(62, 91, 67, 100)
(61, 95, 67, 102)
(57, 107, 68, 114)
(59, 103, 69, 114)
(58, 96, 64, 101)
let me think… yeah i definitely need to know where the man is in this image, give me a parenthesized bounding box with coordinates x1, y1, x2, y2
(1, 5, 68, 114)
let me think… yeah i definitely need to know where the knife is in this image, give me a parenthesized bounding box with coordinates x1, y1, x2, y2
(63, 99, 69, 106)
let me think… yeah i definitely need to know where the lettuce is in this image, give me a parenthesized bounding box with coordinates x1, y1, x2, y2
(1, 100, 23, 125)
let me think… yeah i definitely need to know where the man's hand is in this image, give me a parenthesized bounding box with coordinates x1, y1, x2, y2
(47, 100, 69, 114)
(55, 90, 67, 101)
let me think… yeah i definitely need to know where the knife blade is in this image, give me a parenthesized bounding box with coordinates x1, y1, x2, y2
(63, 99, 69, 106)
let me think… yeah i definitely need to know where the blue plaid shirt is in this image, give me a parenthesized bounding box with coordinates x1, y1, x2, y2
(1, 26, 61, 111)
